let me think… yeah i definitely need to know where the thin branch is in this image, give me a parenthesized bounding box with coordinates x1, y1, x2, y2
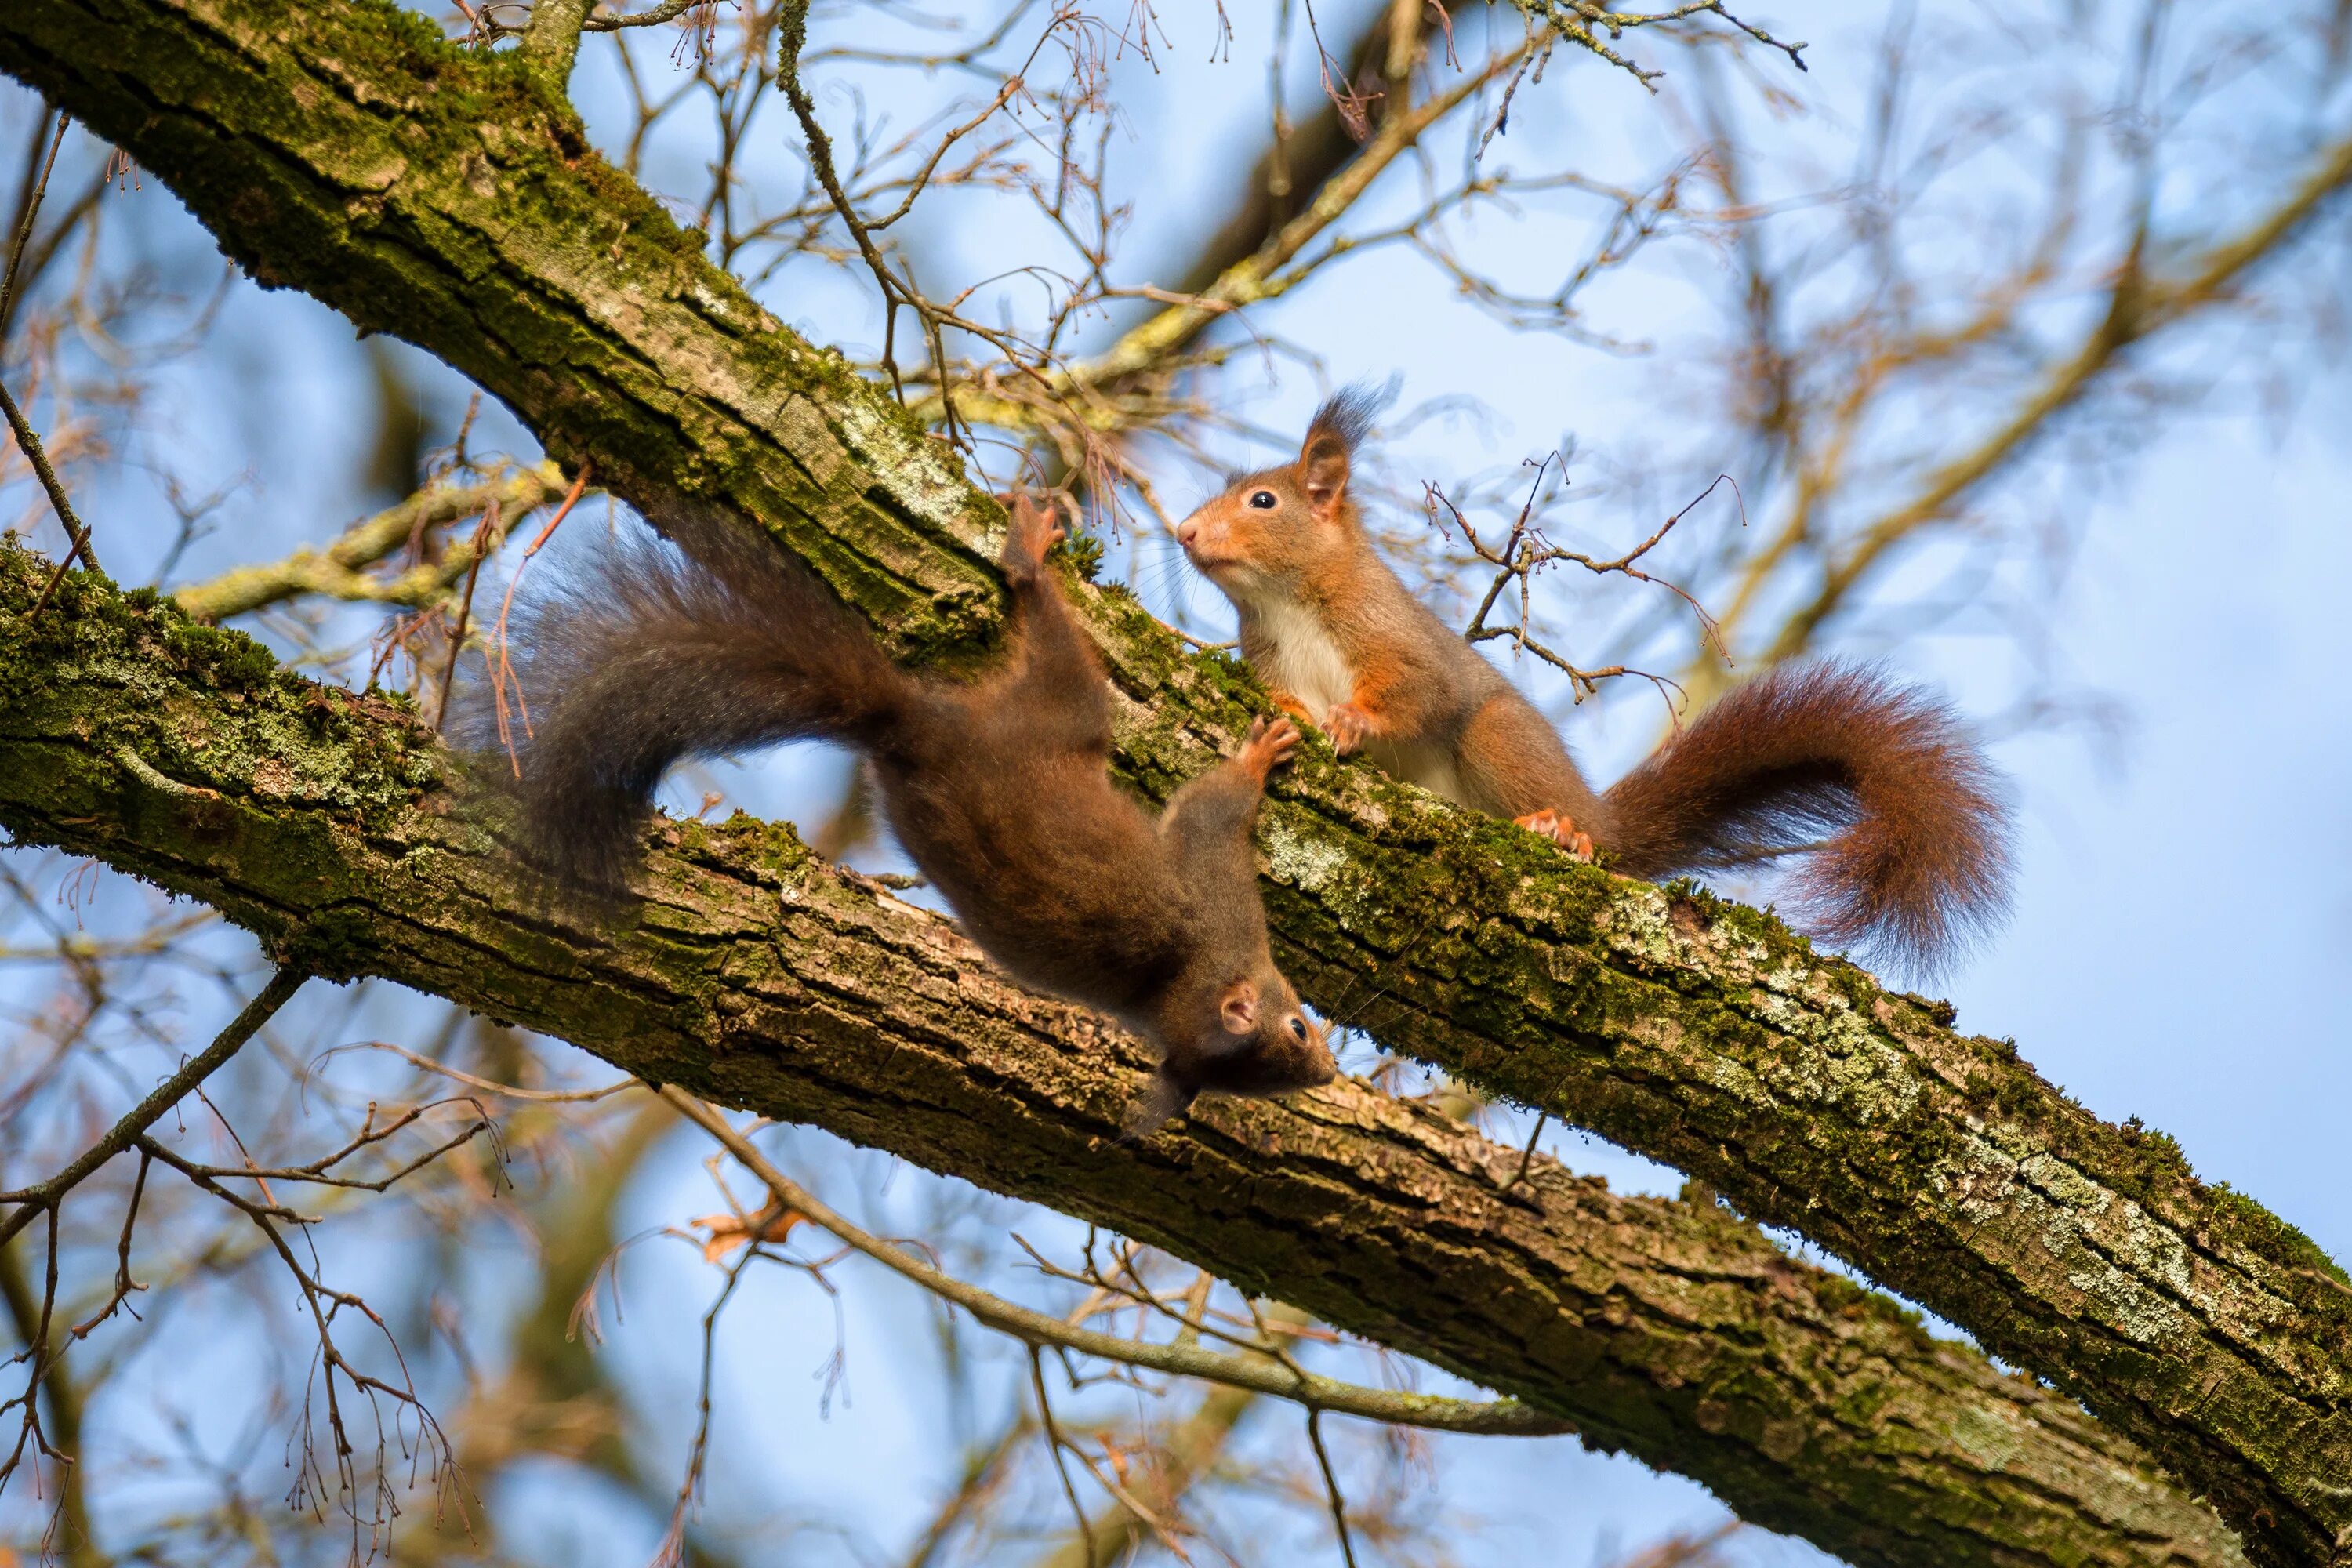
(1504, 0, 1806, 91)
(662, 1088, 1574, 1437)
(1746, 125, 2352, 666)
(0, 107, 67, 331)
(0, 967, 309, 1247)
(3, 107, 97, 601)
(583, 0, 706, 31)
(1029, 1348, 1098, 1568)
(1305, 1409, 1359, 1568)
(171, 465, 566, 622)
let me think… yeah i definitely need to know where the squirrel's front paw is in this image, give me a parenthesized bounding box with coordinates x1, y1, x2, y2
(1322, 702, 1373, 755)
(1240, 715, 1302, 778)
(996, 492, 1065, 578)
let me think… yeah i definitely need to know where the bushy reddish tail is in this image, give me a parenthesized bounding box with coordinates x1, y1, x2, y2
(459, 499, 909, 895)
(1601, 662, 2013, 976)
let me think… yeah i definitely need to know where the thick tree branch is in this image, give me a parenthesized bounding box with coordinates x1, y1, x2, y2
(0, 544, 2245, 1568)
(517, 0, 594, 83)
(0, 3, 2345, 1559)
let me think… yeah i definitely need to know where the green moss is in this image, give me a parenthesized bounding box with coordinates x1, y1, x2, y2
(2208, 1181, 2351, 1290)
(1059, 528, 1105, 583)
(673, 810, 815, 888)
(160, 618, 281, 688)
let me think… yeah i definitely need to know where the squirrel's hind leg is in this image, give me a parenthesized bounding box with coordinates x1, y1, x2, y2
(1455, 692, 1607, 854)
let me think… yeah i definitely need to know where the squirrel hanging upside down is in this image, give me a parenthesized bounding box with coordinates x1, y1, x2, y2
(1174, 391, 2015, 977)
(474, 492, 1334, 1132)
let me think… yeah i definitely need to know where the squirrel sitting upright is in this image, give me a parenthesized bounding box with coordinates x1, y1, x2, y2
(481, 492, 1334, 1129)
(1174, 392, 2014, 975)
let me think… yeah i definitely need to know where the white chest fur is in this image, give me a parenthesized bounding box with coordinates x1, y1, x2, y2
(1245, 597, 1355, 722)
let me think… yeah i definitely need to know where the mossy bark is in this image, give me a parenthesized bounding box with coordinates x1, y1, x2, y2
(0, 2, 2345, 1561)
(0, 546, 2248, 1568)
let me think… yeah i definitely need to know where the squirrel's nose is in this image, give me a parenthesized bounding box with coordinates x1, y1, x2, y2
(1176, 517, 1200, 547)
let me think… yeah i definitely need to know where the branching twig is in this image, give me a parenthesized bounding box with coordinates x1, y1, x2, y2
(1427, 462, 1728, 708)
(172, 465, 565, 622)
(0, 967, 308, 1247)
(5, 107, 100, 604)
(662, 1087, 1573, 1436)
(1306, 1408, 1359, 1568)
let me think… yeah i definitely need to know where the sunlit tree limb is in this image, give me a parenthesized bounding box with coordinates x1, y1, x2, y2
(0, 542, 2250, 1568)
(172, 465, 568, 622)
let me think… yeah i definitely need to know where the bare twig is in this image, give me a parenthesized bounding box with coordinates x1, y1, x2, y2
(0, 108, 67, 331)
(486, 461, 592, 767)
(1306, 1408, 1359, 1568)
(662, 1087, 1573, 1436)
(1029, 1347, 1098, 1568)
(172, 465, 565, 622)
(0, 967, 308, 1247)
(1427, 461, 1724, 709)
(5, 109, 100, 604)
(1503, 0, 1806, 91)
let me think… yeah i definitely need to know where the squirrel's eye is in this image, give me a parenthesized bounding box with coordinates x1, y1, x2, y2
(1248, 490, 1279, 510)
(1288, 1017, 1308, 1041)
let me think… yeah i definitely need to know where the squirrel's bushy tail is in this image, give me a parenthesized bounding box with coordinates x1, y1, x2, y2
(1602, 662, 2013, 975)
(466, 499, 907, 895)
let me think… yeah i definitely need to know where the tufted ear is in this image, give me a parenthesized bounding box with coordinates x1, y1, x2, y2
(1298, 388, 1380, 522)
(1299, 434, 1349, 521)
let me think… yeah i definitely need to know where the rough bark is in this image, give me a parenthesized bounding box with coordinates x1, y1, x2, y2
(0, 544, 2245, 1568)
(0, 1, 2346, 1560)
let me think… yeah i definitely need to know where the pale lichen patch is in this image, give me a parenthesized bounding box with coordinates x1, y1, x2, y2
(834, 397, 982, 537)
(1261, 815, 1352, 896)
(1949, 1404, 2027, 1472)
(1597, 882, 1684, 968)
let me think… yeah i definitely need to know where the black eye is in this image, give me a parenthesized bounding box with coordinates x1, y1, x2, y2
(1288, 1017, 1308, 1040)
(1248, 490, 1278, 510)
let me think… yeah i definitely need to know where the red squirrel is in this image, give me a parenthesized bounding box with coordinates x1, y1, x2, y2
(1174, 392, 2014, 975)
(480, 492, 1335, 1130)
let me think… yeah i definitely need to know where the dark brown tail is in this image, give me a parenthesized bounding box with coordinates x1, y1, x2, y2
(461, 499, 909, 895)
(1601, 662, 2013, 976)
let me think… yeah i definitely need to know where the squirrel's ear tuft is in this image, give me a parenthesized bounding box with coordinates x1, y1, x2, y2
(1298, 382, 1389, 519)
(1303, 383, 1384, 459)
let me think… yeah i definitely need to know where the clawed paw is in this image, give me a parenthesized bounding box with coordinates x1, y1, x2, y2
(1240, 715, 1303, 778)
(1514, 810, 1595, 862)
(996, 492, 1066, 577)
(1323, 702, 1372, 755)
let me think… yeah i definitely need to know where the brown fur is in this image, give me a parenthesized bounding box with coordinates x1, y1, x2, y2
(471, 495, 1334, 1127)
(1175, 394, 2015, 976)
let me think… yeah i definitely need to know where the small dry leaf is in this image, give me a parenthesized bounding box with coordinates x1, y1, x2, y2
(691, 1200, 804, 1263)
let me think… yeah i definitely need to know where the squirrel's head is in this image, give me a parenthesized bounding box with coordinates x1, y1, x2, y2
(1126, 968, 1336, 1137)
(1174, 389, 1381, 601)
